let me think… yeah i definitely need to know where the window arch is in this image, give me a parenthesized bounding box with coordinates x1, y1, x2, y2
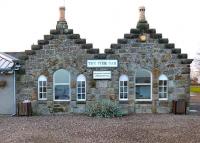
(53, 69, 70, 101)
(38, 75, 47, 100)
(159, 74, 168, 100)
(135, 69, 152, 101)
(77, 74, 86, 101)
(119, 75, 128, 100)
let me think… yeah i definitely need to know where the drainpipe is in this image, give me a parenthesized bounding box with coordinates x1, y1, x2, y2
(12, 70, 16, 116)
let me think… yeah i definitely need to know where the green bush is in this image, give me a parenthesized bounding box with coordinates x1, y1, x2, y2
(190, 86, 200, 93)
(86, 99, 122, 118)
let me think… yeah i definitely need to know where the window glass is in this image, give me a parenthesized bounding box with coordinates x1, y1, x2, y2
(135, 69, 151, 100)
(55, 85, 70, 100)
(54, 69, 70, 83)
(77, 74, 86, 101)
(136, 85, 151, 99)
(135, 69, 151, 83)
(38, 75, 47, 100)
(158, 74, 168, 99)
(54, 69, 70, 101)
(119, 75, 128, 100)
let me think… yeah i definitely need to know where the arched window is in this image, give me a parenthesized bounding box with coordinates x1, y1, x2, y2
(159, 74, 168, 100)
(135, 69, 152, 101)
(38, 75, 47, 100)
(119, 75, 128, 100)
(53, 69, 70, 101)
(77, 74, 86, 101)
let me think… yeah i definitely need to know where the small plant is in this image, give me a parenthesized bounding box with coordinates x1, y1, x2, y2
(86, 99, 123, 118)
(0, 80, 7, 87)
(90, 80, 96, 88)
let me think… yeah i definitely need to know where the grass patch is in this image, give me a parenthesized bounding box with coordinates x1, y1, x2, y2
(190, 86, 200, 93)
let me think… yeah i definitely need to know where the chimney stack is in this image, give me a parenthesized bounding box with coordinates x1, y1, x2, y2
(59, 6, 66, 21)
(139, 6, 145, 21)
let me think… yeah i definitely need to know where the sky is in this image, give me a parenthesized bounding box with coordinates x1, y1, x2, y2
(0, 0, 200, 60)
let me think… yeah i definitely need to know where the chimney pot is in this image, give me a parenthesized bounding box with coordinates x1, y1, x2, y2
(139, 6, 145, 21)
(59, 6, 66, 21)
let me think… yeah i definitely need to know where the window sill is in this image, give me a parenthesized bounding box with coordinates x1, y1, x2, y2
(38, 100, 47, 104)
(76, 100, 86, 104)
(38, 99, 47, 101)
(53, 100, 71, 102)
(135, 99, 152, 102)
(159, 98, 168, 101)
(119, 100, 129, 104)
(135, 101, 152, 104)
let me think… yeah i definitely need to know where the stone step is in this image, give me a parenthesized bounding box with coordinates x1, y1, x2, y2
(53, 107, 65, 113)
(54, 104, 61, 108)
(150, 33, 162, 39)
(117, 39, 128, 44)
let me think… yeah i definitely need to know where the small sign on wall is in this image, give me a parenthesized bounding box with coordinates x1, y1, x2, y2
(93, 71, 111, 79)
(87, 60, 118, 68)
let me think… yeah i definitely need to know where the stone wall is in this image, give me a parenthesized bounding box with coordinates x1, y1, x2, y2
(15, 20, 193, 115)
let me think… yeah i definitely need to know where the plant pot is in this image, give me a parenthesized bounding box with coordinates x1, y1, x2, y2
(0, 80, 7, 87)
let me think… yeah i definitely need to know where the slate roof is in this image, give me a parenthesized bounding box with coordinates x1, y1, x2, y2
(0, 52, 20, 73)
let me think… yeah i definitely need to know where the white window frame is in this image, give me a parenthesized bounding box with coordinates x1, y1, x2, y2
(158, 74, 168, 100)
(53, 69, 71, 101)
(77, 74, 86, 101)
(135, 69, 152, 101)
(38, 75, 47, 100)
(119, 75, 129, 101)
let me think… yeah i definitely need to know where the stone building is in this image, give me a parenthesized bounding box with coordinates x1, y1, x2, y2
(5, 6, 193, 115)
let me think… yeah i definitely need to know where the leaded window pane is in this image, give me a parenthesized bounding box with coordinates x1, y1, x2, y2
(82, 94, 85, 99)
(78, 88, 81, 93)
(124, 93, 128, 99)
(39, 93, 43, 99)
(124, 81, 128, 86)
(159, 87, 162, 92)
(43, 87, 46, 92)
(78, 94, 81, 99)
(120, 87, 123, 92)
(43, 81, 47, 86)
(40, 87, 43, 92)
(78, 81, 81, 87)
(120, 93, 123, 99)
(124, 87, 128, 92)
(164, 87, 167, 92)
(159, 93, 164, 98)
(43, 93, 47, 98)
(82, 81, 85, 86)
(39, 81, 43, 86)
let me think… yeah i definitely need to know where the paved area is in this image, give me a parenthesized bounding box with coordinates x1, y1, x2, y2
(0, 114, 200, 143)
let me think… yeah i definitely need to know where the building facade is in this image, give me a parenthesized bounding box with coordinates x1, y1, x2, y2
(12, 6, 193, 115)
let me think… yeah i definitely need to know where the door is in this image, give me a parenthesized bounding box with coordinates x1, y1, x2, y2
(0, 75, 15, 115)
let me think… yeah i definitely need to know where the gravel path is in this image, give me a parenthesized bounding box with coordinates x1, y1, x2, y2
(0, 114, 200, 143)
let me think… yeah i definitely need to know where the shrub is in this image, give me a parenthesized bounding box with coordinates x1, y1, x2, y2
(86, 99, 122, 118)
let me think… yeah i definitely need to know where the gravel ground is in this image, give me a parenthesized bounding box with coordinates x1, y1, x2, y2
(0, 114, 200, 143)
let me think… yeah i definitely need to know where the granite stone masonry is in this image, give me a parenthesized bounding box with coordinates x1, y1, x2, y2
(13, 6, 192, 115)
